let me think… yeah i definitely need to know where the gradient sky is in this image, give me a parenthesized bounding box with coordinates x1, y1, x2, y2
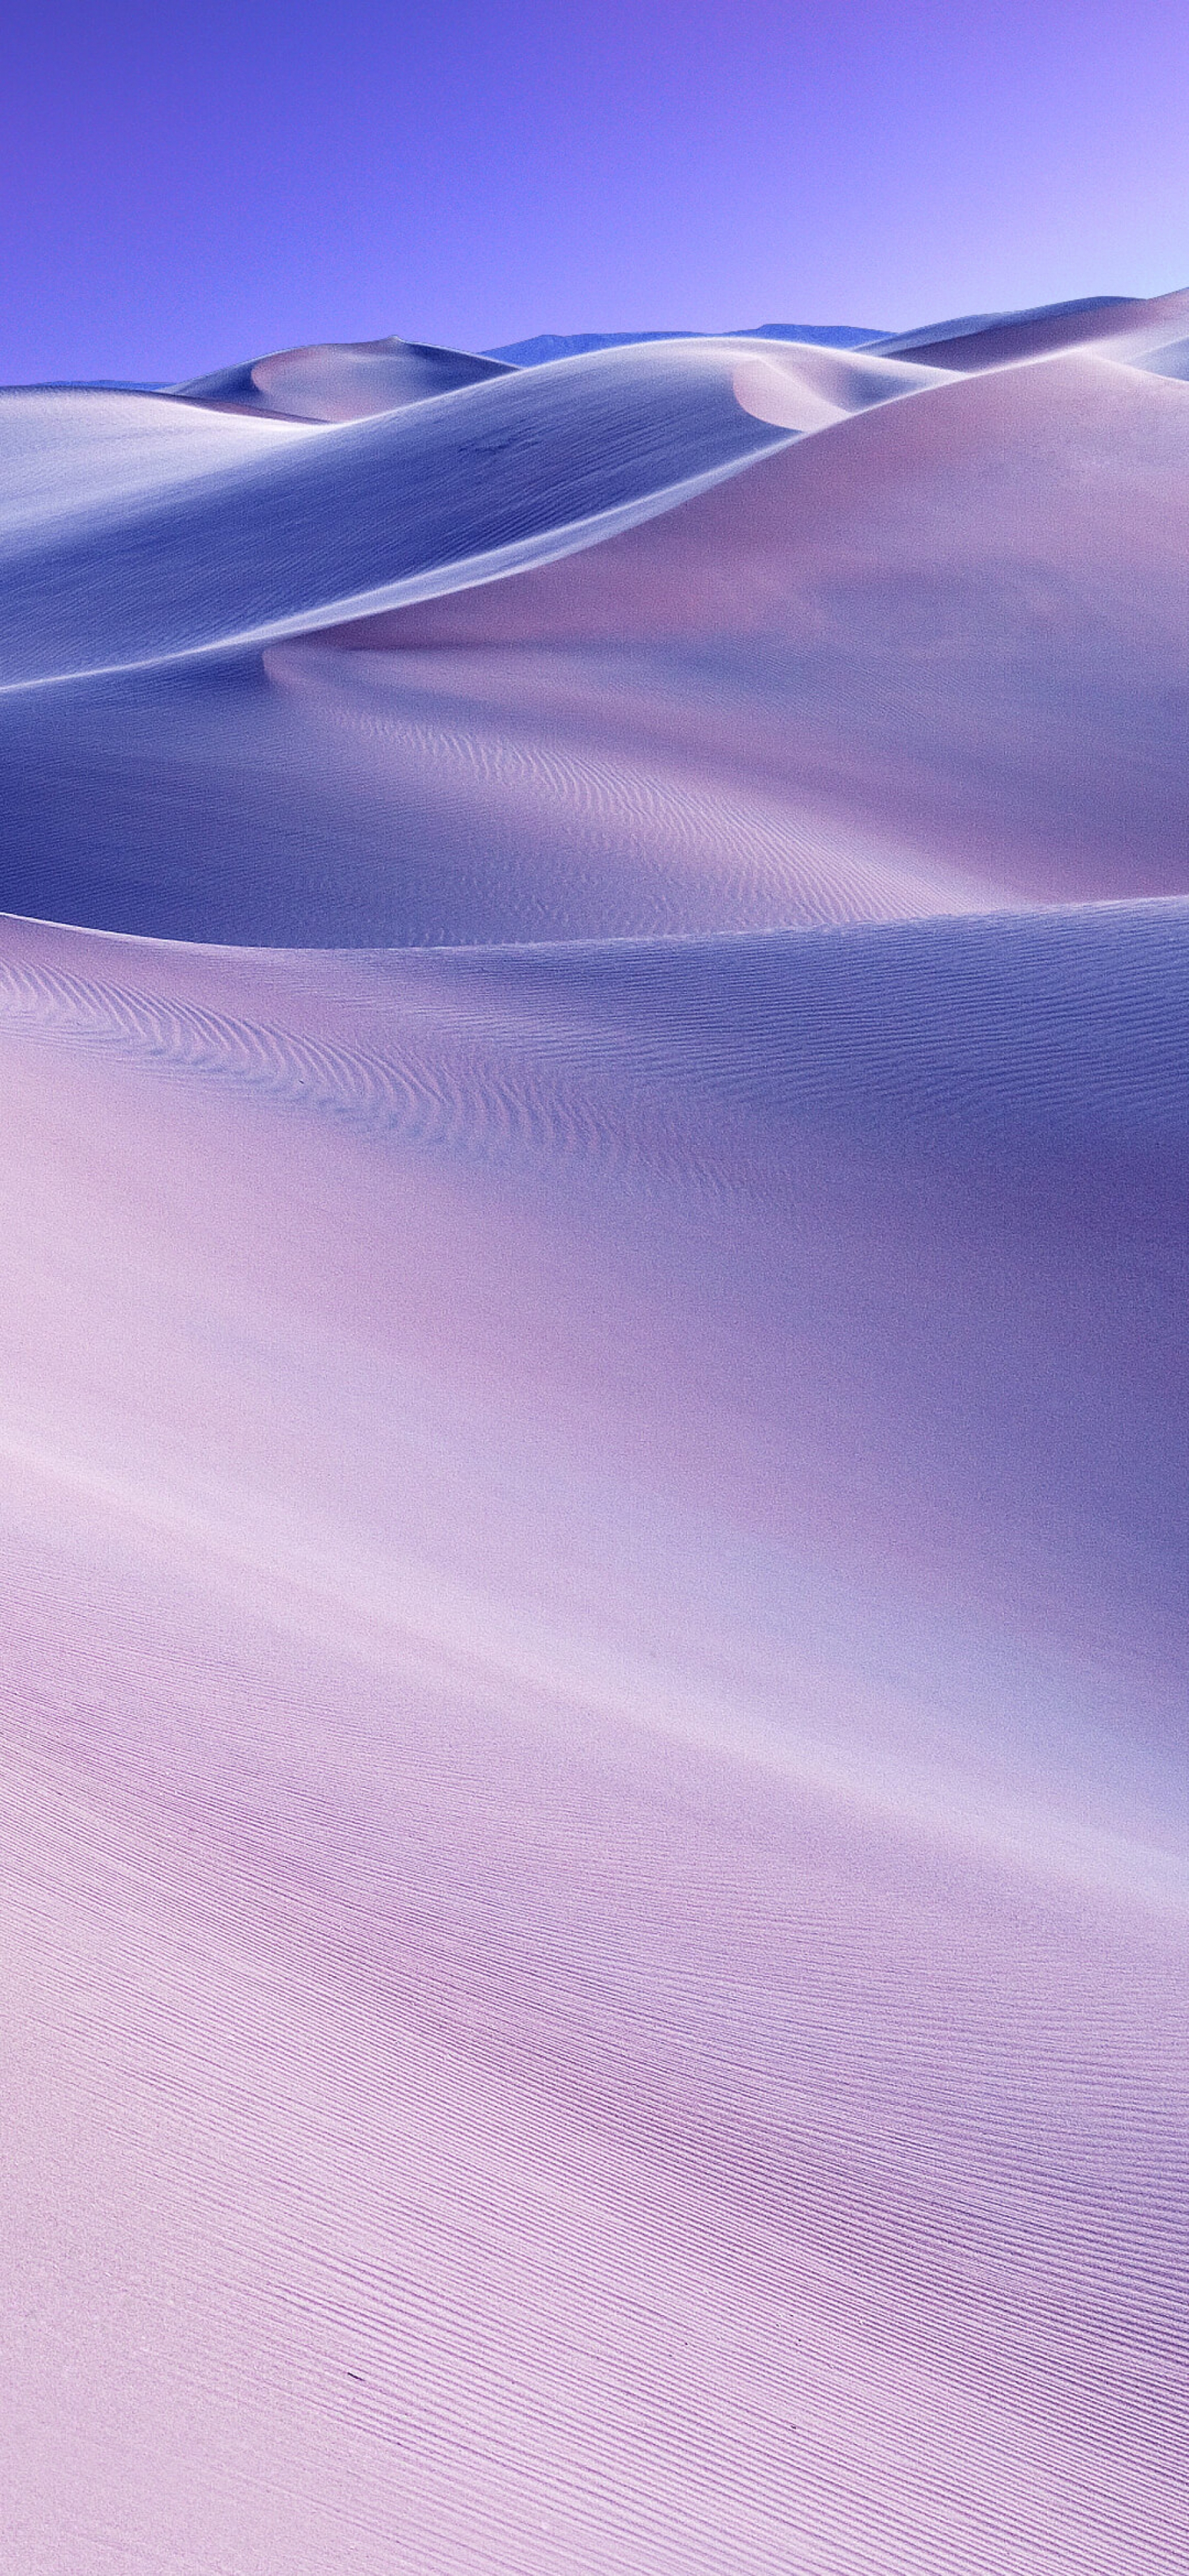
(3, 0, 1189, 381)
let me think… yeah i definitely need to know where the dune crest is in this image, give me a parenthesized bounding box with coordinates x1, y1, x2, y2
(172, 331, 519, 420)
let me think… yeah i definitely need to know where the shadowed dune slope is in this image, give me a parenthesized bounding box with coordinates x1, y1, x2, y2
(874, 283, 1189, 369)
(0, 646, 999, 945)
(876, 291, 1141, 367)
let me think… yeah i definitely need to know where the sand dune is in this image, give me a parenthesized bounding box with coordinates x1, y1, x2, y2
(0, 337, 952, 688)
(3, 340, 914, 687)
(172, 332, 519, 420)
(6, 339, 1189, 938)
(0, 382, 301, 525)
(0, 295, 1186, 2573)
(875, 289, 1145, 367)
(0, 899, 1185, 2574)
(332, 350, 1189, 908)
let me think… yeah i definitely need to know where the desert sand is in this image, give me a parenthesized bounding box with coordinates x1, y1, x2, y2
(0, 294, 1185, 2573)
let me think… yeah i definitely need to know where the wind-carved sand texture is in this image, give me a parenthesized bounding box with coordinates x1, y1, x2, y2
(0, 295, 1186, 2576)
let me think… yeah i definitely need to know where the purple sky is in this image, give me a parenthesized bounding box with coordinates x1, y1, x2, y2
(3, 0, 1188, 381)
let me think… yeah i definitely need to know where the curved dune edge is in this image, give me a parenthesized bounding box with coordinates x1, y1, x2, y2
(0, 338, 951, 689)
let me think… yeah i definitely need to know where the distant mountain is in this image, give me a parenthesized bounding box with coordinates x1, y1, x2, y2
(484, 324, 886, 364)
